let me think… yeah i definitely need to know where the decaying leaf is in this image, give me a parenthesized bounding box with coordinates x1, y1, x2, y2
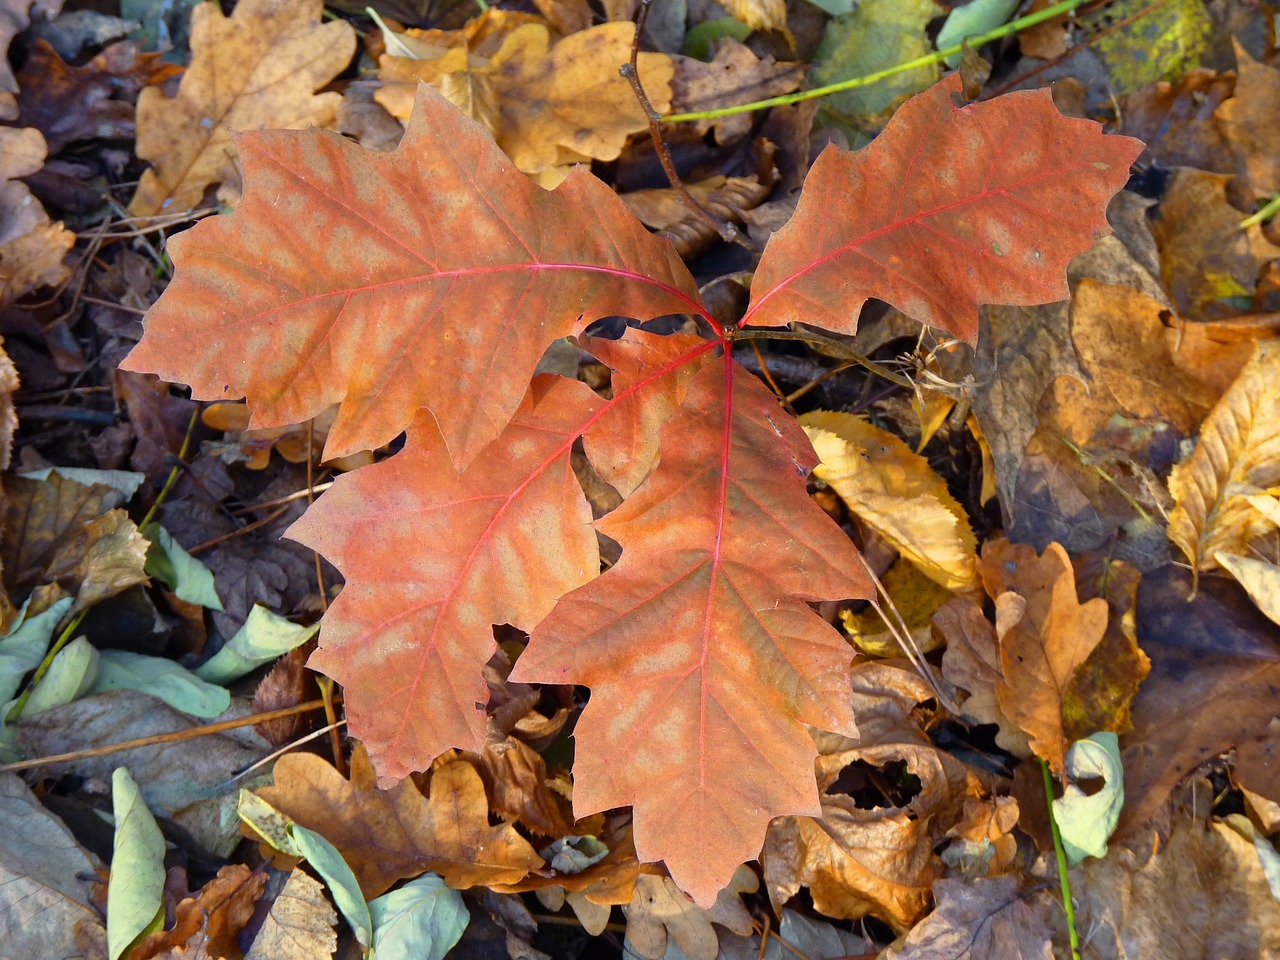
(622, 866, 757, 960)
(129, 0, 356, 215)
(255, 747, 543, 898)
(244, 867, 337, 960)
(127, 864, 266, 960)
(0, 125, 73, 305)
(980, 540, 1108, 774)
(802, 411, 980, 594)
(377, 20, 673, 181)
(880, 875, 1054, 959)
(1167, 340, 1280, 581)
(1213, 40, 1280, 195)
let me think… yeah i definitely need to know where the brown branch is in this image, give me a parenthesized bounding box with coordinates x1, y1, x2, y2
(621, 0, 738, 243)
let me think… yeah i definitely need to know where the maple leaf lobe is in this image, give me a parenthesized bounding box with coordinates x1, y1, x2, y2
(122, 85, 700, 468)
(746, 74, 1144, 342)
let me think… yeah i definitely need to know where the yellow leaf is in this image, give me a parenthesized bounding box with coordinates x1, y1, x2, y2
(802, 411, 980, 594)
(721, 0, 790, 37)
(1167, 340, 1280, 578)
(1215, 552, 1280, 627)
(839, 561, 950, 657)
(377, 22, 673, 179)
(129, 0, 356, 216)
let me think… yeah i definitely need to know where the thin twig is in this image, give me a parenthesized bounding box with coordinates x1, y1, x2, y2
(731, 326, 916, 388)
(0, 698, 338, 773)
(621, 0, 737, 242)
(750, 341, 795, 414)
(218, 719, 348, 789)
(232, 481, 335, 516)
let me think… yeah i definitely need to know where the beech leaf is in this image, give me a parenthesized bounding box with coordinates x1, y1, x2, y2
(745, 74, 1142, 342)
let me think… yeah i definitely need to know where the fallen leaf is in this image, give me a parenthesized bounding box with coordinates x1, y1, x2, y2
(1149, 168, 1280, 322)
(670, 40, 803, 145)
(1167, 340, 1280, 578)
(719, 0, 787, 35)
(1077, 0, 1211, 94)
(761, 661, 981, 932)
(1078, 781, 1280, 957)
(127, 864, 266, 960)
(1118, 566, 1280, 838)
(808, 0, 940, 140)
(745, 74, 1142, 343)
(13, 689, 269, 857)
(108, 767, 166, 960)
(0, 125, 73, 305)
(0, 772, 105, 957)
(1216, 549, 1280, 626)
(1053, 732, 1123, 865)
(15, 39, 174, 153)
(368, 872, 468, 960)
(0, 0, 63, 120)
(980, 540, 1108, 774)
(129, 0, 356, 215)
(44, 509, 151, 616)
(620, 170, 776, 260)
(122, 86, 698, 467)
(941, 796, 1020, 879)
(244, 868, 336, 960)
(1120, 69, 1235, 174)
(255, 747, 543, 898)
(802, 410, 980, 594)
(476, 737, 573, 839)
(377, 21, 673, 180)
(622, 866, 756, 960)
(1214, 40, 1280, 195)
(879, 875, 1054, 959)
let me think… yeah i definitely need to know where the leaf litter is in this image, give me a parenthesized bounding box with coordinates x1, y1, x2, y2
(1, 0, 1280, 958)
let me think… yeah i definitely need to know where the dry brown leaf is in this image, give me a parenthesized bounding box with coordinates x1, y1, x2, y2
(129, 0, 356, 216)
(377, 21, 673, 180)
(622, 865, 756, 960)
(476, 736, 573, 838)
(128, 864, 266, 960)
(941, 797, 1020, 880)
(244, 867, 336, 960)
(1079, 783, 1280, 958)
(1167, 340, 1280, 577)
(0, 125, 73, 305)
(255, 746, 543, 898)
(1215, 41, 1280, 195)
(44, 508, 150, 616)
(803, 411, 980, 594)
(1121, 69, 1235, 174)
(1216, 549, 1280, 626)
(202, 401, 373, 472)
(979, 540, 1108, 774)
(671, 40, 804, 144)
(620, 170, 775, 260)
(498, 814, 643, 912)
(936, 597, 1032, 759)
(0, 0, 63, 119)
(762, 661, 981, 933)
(880, 875, 1054, 959)
(1150, 168, 1280, 322)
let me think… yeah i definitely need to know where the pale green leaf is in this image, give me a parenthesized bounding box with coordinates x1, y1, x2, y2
(143, 523, 223, 610)
(369, 873, 468, 960)
(936, 0, 1019, 67)
(237, 788, 300, 856)
(290, 824, 373, 948)
(23, 636, 99, 716)
(19, 467, 146, 501)
(91, 650, 231, 718)
(108, 767, 166, 960)
(0, 597, 73, 702)
(195, 605, 318, 685)
(800, 0, 854, 15)
(681, 17, 752, 60)
(1053, 731, 1124, 865)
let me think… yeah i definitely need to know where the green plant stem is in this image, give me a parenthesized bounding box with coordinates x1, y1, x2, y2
(661, 0, 1091, 123)
(139, 408, 200, 529)
(6, 610, 88, 723)
(1042, 759, 1082, 960)
(1241, 194, 1280, 230)
(730, 326, 915, 388)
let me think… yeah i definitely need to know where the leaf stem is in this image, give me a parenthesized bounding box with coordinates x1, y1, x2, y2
(1241, 193, 1280, 230)
(660, 0, 1091, 123)
(1042, 758, 1082, 960)
(731, 326, 915, 388)
(139, 407, 200, 529)
(6, 610, 88, 723)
